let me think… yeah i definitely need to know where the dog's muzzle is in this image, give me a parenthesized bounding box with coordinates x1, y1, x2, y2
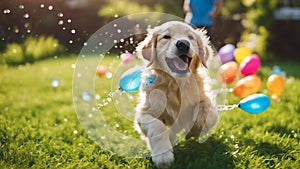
(165, 39, 192, 77)
(165, 56, 192, 77)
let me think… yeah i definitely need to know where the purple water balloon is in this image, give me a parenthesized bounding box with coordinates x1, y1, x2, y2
(218, 44, 235, 64)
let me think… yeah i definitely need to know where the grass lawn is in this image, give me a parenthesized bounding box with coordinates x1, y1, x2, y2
(0, 55, 299, 169)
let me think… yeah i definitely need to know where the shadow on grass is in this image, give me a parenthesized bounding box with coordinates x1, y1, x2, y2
(169, 138, 234, 169)
(267, 125, 299, 141)
(244, 138, 297, 167)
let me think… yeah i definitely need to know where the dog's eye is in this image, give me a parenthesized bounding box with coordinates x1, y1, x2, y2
(162, 35, 171, 39)
(188, 35, 194, 40)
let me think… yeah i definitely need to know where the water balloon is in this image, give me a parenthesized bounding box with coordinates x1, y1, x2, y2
(239, 54, 260, 76)
(238, 94, 270, 114)
(120, 52, 135, 64)
(271, 65, 286, 77)
(233, 75, 261, 98)
(96, 65, 109, 77)
(234, 47, 252, 64)
(267, 74, 284, 100)
(82, 91, 92, 102)
(119, 66, 143, 92)
(51, 77, 59, 88)
(218, 61, 239, 84)
(218, 44, 235, 64)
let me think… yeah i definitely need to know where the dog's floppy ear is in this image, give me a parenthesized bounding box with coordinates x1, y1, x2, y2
(195, 29, 213, 68)
(137, 32, 158, 62)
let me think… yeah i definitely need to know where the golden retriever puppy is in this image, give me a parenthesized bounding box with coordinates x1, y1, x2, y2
(135, 21, 218, 168)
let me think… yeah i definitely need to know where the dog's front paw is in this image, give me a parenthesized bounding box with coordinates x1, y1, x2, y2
(152, 150, 174, 169)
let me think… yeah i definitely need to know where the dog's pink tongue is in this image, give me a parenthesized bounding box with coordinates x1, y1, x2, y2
(173, 59, 188, 71)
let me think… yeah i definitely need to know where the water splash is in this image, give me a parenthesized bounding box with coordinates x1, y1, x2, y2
(217, 104, 239, 111)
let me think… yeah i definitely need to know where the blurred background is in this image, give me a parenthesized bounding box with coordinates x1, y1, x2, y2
(0, 0, 299, 65)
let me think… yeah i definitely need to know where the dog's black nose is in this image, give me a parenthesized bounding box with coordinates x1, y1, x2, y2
(176, 39, 190, 52)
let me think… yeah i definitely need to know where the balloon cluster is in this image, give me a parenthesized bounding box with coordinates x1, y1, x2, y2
(218, 44, 285, 112)
(115, 49, 285, 115)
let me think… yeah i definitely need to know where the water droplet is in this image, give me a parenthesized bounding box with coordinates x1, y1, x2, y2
(14, 28, 19, 34)
(99, 42, 102, 46)
(77, 73, 82, 77)
(235, 144, 239, 149)
(95, 94, 101, 100)
(120, 39, 124, 42)
(69, 40, 73, 44)
(82, 92, 92, 101)
(64, 118, 68, 122)
(3, 9, 11, 14)
(23, 13, 30, 19)
(115, 123, 120, 128)
(88, 113, 93, 118)
(70, 29, 76, 34)
(127, 94, 133, 100)
(26, 29, 31, 33)
(19, 5, 25, 9)
(113, 40, 118, 44)
(114, 14, 118, 18)
(51, 78, 59, 88)
(48, 5, 54, 11)
(117, 29, 121, 33)
(106, 72, 112, 79)
(62, 27, 66, 31)
(101, 135, 106, 139)
(83, 42, 87, 46)
(71, 64, 76, 69)
(67, 19, 72, 23)
(113, 24, 117, 27)
(58, 20, 64, 25)
(107, 97, 112, 102)
(73, 130, 78, 134)
(57, 12, 63, 17)
(40, 4, 45, 8)
(24, 22, 30, 28)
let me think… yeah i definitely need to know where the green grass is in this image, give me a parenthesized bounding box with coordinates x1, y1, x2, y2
(0, 55, 299, 169)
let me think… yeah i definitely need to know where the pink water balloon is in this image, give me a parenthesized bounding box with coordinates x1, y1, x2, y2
(120, 52, 135, 64)
(239, 54, 260, 76)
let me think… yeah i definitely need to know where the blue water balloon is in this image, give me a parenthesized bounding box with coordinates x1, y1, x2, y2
(238, 94, 270, 114)
(119, 66, 143, 92)
(51, 77, 59, 88)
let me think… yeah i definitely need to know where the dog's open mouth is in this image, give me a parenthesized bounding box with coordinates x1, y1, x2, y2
(166, 55, 192, 75)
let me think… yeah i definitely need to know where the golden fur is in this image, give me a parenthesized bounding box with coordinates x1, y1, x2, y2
(134, 21, 218, 168)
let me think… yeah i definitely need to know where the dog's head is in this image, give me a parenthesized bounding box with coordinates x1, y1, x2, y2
(137, 21, 212, 78)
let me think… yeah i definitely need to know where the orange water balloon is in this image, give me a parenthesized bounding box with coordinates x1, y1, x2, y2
(233, 75, 262, 98)
(96, 65, 109, 77)
(234, 47, 252, 64)
(218, 61, 239, 84)
(267, 74, 284, 100)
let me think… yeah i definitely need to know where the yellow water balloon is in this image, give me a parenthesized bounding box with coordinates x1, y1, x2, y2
(234, 47, 252, 64)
